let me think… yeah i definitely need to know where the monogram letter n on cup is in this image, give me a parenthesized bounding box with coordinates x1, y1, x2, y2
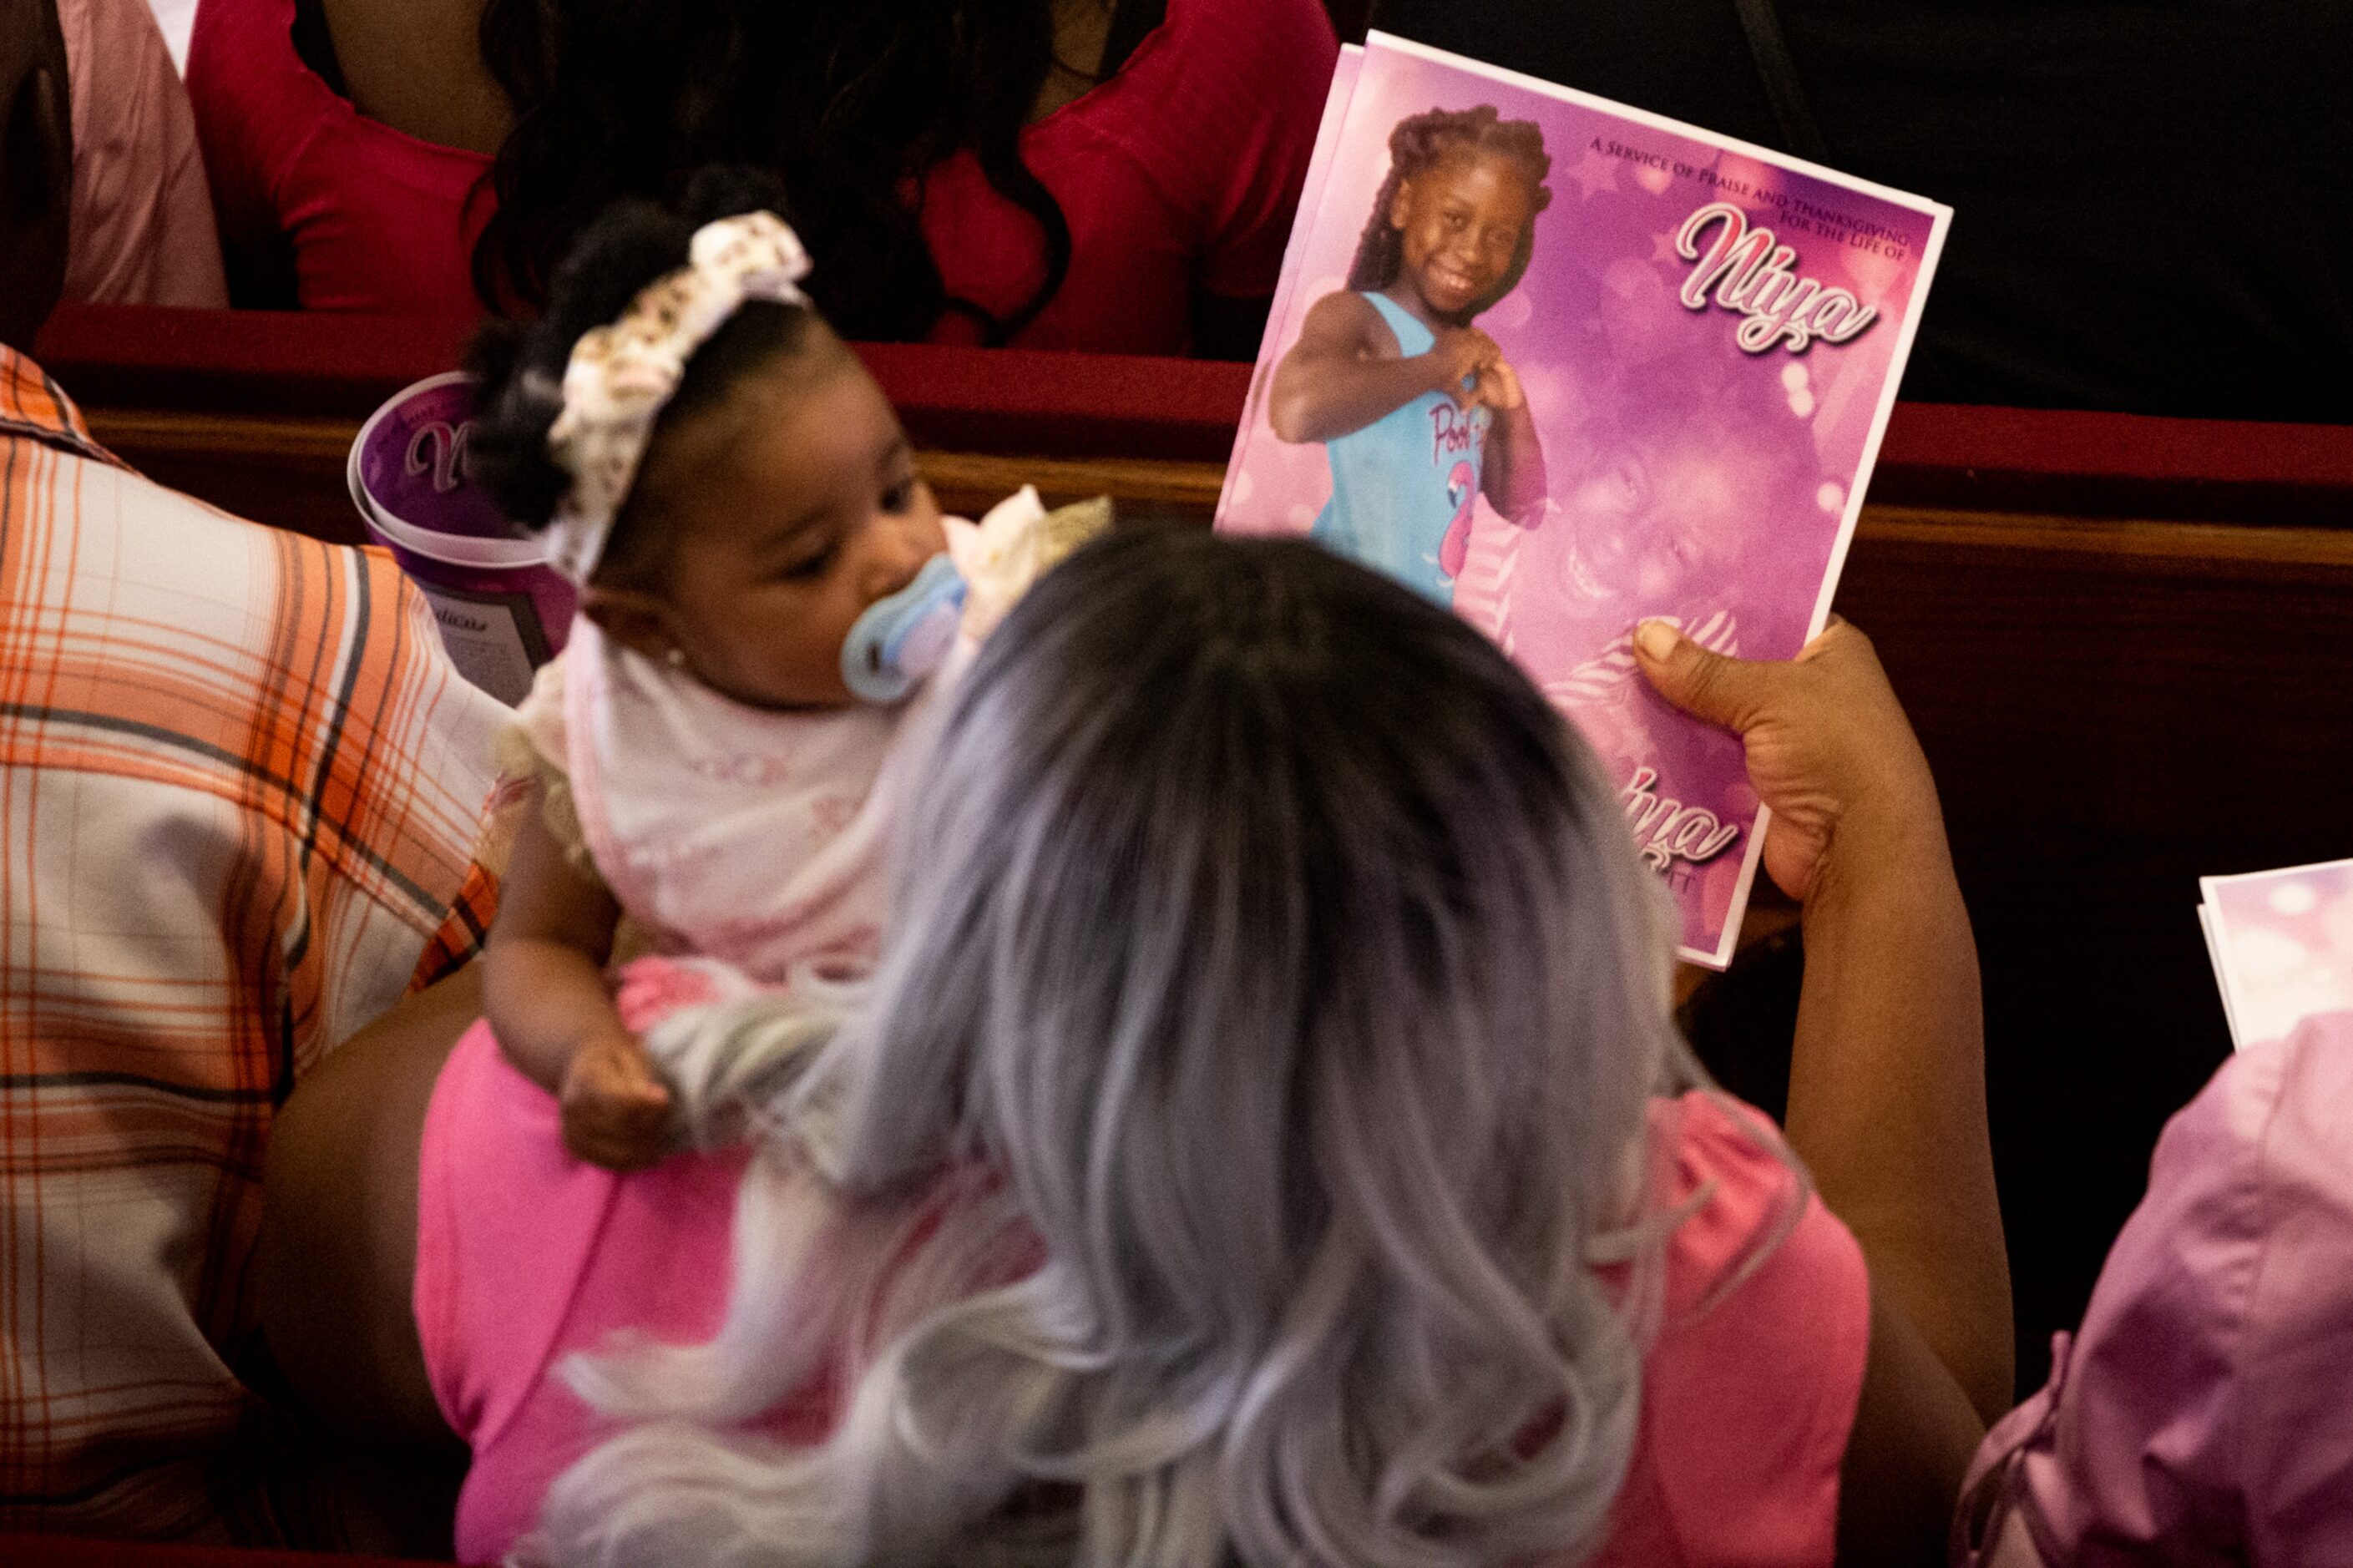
(348, 372, 579, 706)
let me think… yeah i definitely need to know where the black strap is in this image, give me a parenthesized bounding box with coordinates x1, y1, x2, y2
(1728, 0, 1829, 161)
(287, 0, 352, 99)
(1100, 0, 1168, 78)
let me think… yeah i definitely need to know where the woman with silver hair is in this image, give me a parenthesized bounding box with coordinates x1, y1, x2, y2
(264, 529, 2006, 1565)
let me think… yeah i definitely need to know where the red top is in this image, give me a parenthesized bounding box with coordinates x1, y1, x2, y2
(184, 0, 1337, 351)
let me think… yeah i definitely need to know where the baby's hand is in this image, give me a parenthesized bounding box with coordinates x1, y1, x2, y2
(558, 1029, 674, 1170)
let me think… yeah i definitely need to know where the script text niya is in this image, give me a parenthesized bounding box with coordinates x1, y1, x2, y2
(1622, 766, 1742, 871)
(1675, 202, 1879, 356)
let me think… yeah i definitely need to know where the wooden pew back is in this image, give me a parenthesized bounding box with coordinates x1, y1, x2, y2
(32, 303, 2353, 1392)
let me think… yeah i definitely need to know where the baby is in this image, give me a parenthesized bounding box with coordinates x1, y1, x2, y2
(467, 175, 1101, 1168)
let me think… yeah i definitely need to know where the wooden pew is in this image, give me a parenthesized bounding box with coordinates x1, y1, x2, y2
(32, 303, 2353, 1393)
(28, 306, 1246, 542)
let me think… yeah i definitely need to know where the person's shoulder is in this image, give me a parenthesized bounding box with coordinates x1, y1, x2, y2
(2262, 1010, 2353, 1173)
(1156, 0, 1336, 67)
(2145, 1013, 2353, 1227)
(1294, 288, 1384, 347)
(185, 0, 306, 93)
(53, 0, 173, 78)
(1654, 1090, 1865, 1318)
(1627, 1092, 1866, 1562)
(1959, 1019, 2353, 1563)
(0, 350, 111, 463)
(1, 365, 271, 550)
(1124, 0, 1337, 126)
(2057, 1014, 2353, 1435)
(1303, 287, 1377, 323)
(2211, 1014, 2353, 1318)
(1068, 0, 1333, 255)
(2235, 1009, 2353, 1126)
(185, 0, 362, 193)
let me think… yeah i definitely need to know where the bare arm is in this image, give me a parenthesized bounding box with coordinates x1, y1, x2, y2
(1636, 618, 2011, 1422)
(482, 791, 624, 1093)
(483, 787, 672, 1168)
(1637, 617, 2011, 1562)
(1268, 291, 1483, 445)
(258, 964, 504, 1555)
(1474, 357, 1548, 524)
(1835, 1285, 1995, 1566)
(1785, 724, 2011, 1426)
(258, 968, 480, 1465)
(319, 0, 511, 154)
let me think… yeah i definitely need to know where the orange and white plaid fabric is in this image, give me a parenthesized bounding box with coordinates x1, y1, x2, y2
(0, 347, 506, 1536)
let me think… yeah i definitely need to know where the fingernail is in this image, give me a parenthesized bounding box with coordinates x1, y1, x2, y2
(1635, 620, 1680, 662)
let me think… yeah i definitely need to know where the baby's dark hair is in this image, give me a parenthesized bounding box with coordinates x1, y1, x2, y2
(467, 165, 832, 585)
(1348, 106, 1553, 324)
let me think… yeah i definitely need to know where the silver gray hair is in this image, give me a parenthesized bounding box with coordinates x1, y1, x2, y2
(533, 531, 1718, 1568)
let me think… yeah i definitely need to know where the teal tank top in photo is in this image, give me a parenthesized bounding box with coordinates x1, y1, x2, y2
(1310, 291, 1488, 603)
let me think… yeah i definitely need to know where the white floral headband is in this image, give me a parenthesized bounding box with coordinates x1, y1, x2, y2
(542, 210, 812, 585)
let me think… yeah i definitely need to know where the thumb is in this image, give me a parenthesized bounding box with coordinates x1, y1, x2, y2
(591, 1042, 670, 1103)
(1631, 619, 1768, 731)
(620, 1055, 673, 1103)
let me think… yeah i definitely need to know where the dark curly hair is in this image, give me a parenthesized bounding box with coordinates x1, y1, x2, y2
(466, 168, 832, 586)
(468, 0, 1074, 346)
(1348, 106, 1553, 325)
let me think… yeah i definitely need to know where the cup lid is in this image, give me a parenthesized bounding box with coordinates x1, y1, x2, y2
(349, 371, 549, 569)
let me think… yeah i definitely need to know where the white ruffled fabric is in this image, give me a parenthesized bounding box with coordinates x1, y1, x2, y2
(509, 617, 969, 985)
(502, 485, 1096, 985)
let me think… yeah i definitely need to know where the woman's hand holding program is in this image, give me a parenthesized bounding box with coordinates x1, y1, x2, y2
(1631, 615, 1944, 903)
(1637, 615, 2011, 1436)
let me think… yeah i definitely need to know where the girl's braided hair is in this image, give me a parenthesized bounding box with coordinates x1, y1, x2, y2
(1349, 106, 1552, 324)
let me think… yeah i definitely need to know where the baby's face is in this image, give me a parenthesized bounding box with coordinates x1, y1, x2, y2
(647, 355, 945, 709)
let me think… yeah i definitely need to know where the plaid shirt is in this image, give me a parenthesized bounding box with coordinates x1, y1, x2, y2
(0, 348, 504, 1537)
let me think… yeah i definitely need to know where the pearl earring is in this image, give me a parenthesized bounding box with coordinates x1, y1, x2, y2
(665, 648, 687, 669)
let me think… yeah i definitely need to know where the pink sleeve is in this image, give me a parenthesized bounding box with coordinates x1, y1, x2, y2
(414, 1020, 621, 1456)
(412, 956, 741, 1446)
(1595, 1093, 1870, 1568)
(1161, 0, 1338, 300)
(414, 959, 768, 1563)
(1960, 1016, 2353, 1567)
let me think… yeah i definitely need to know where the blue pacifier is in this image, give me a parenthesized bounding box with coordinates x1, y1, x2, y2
(841, 552, 968, 704)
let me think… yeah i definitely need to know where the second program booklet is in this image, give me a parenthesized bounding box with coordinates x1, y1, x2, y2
(1217, 33, 1950, 967)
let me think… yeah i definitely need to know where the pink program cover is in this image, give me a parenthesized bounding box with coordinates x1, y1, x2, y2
(1217, 33, 1951, 966)
(1220, 44, 1361, 523)
(2201, 858, 2353, 1050)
